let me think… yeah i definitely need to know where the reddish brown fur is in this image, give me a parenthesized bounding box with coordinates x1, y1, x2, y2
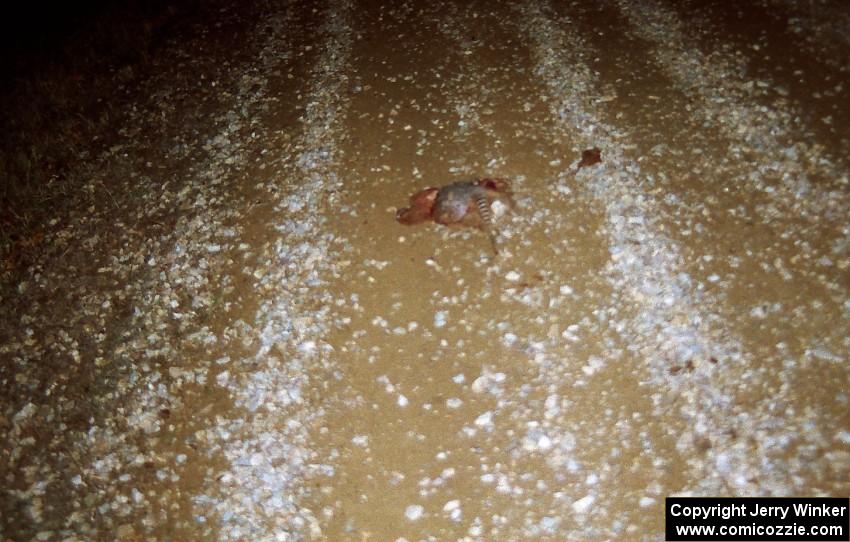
(395, 187, 439, 225)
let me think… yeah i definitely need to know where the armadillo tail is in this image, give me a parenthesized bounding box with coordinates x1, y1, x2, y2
(474, 194, 492, 224)
(474, 194, 498, 254)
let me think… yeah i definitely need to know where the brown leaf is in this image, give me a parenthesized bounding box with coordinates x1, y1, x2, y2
(578, 147, 601, 169)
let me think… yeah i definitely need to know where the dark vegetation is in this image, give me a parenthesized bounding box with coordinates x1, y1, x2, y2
(0, 0, 199, 278)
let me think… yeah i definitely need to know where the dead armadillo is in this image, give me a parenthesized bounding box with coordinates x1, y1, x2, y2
(396, 178, 514, 253)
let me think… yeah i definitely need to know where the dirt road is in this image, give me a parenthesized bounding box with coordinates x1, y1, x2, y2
(2, 0, 848, 540)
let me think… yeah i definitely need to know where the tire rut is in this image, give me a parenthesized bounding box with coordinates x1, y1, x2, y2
(564, 0, 849, 497)
(305, 0, 690, 539)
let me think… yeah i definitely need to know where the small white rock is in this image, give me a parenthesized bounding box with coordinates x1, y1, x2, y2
(298, 340, 316, 353)
(491, 199, 509, 218)
(474, 411, 493, 427)
(446, 398, 463, 409)
(572, 495, 595, 514)
(404, 504, 424, 521)
(434, 311, 447, 328)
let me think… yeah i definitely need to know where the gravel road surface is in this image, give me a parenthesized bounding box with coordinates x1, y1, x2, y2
(2, 0, 848, 540)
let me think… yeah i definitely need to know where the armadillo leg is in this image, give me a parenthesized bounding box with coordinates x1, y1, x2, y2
(487, 230, 499, 255)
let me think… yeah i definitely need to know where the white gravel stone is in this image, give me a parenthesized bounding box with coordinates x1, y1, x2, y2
(474, 411, 494, 428)
(404, 504, 424, 521)
(572, 494, 595, 514)
(446, 398, 463, 409)
(434, 311, 447, 328)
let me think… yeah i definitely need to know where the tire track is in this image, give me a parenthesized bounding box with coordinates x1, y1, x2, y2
(186, 1, 355, 540)
(434, 2, 690, 538)
(300, 3, 526, 538)
(666, 0, 850, 171)
(307, 0, 685, 538)
(517, 0, 790, 500)
(610, 1, 850, 391)
(557, 0, 849, 498)
(90, 3, 321, 539)
(614, 0, 849, 228)
(432, 3, 507, 176)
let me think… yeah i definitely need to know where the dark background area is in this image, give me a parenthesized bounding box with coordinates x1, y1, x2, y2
(1, 1, 181, 85)
(0, 0, 202, 276)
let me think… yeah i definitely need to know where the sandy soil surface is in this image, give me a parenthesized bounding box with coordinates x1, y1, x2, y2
(1, 0, 848, 540)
